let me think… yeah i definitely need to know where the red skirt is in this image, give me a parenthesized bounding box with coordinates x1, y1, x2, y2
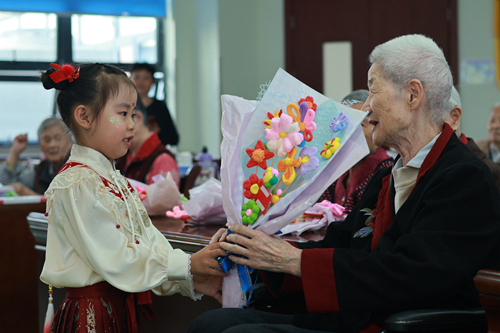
(49, 281, 152, 333)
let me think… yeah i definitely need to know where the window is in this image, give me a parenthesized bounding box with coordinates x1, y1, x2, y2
(0, 12, 57, 62)
(72, 15, 158, 64)
(0, 80, 55, 144)
(0, 11, 164, 146)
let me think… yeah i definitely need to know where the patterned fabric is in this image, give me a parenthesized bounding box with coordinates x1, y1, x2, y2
(50, 282, 130, 333)
(0, 159, 35, 189)
(41, 144, 200, 301)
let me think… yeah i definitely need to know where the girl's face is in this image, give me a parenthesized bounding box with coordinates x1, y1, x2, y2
(87, 85, 137, 160)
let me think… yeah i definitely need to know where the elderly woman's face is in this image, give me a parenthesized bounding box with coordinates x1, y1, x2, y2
(487, 105, 500, 146)
(39, 125, 71, 163)
(363, 63, 408, 148)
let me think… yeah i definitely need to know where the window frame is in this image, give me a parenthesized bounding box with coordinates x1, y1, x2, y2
(0, 12, 164, 148)
(0, 14, 165, 80)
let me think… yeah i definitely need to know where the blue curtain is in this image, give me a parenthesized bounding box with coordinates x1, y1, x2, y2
(0, 0, 166, 17)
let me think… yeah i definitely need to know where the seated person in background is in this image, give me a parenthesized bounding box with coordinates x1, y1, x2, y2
(0, 117, 71, 195)
(477, 103, 500, 164)
(444, 86, 500, 189)
(318, 89, 393, 212)
(130, 62, 179, 146)
(189, 34, 500, 333)
(115, 99, 181, 186)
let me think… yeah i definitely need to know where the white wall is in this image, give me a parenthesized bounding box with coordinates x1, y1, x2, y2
(169, 0, 284, 157)
(219, 0, 285, 100)
(458, 0, 500, 140)
(171, 0, 221, 157)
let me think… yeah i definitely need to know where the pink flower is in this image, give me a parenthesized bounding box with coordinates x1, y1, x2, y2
(166, 206, 188, 219)
(265, 114, 303, 157)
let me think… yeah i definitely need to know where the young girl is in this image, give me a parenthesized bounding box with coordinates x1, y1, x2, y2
(40, 63, 226, 333)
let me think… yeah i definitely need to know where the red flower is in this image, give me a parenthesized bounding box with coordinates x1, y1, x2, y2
(243, 174, 265, 199)
(246, 140, 274, 169)
(49, 63, 80, 83)
(298, 96, 317, 111)
(264, 109, 282, 128)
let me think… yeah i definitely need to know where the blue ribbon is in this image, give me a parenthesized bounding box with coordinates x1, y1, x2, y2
(217, 229, 257, 306)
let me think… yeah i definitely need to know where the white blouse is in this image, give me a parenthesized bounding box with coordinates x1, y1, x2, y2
(40, 144, 200, 300)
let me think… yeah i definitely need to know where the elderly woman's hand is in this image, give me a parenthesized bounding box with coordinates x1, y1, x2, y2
(220, 224, 302, 277)
(10, 182, 38, 196)
(11, 134, 28, 155)
(209, 228, 228, 244)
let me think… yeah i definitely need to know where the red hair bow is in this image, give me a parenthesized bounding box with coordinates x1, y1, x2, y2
(49, 63, 80, 84)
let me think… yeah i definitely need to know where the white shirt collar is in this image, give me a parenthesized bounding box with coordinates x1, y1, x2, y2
(490, 143, 500, 163)
(68, 144, 116, 177)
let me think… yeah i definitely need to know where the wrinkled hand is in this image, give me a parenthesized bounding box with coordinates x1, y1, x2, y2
(210, 228, 228, 244)
(193, 274, 223, 304)
(220, 224, 302, 277)
(190, 243, 228, 276)
(11, 134, 28, 155)
(10, 182, 37, 196)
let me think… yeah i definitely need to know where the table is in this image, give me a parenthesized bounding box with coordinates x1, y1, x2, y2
(0, 197, 46, 333)
(151, 216, 326, 253)
(27, 213, 326, 333)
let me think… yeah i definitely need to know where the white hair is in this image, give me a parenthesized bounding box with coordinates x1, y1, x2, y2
(445, 86, 461, 113)
(37, 117, 70, 142)
(369, 34, 453, 125)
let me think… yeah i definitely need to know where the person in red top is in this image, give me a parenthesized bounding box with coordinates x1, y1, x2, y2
(318, 90, 393, 212)
(443, 86, 500, 190)
(115, 99, 180, 187)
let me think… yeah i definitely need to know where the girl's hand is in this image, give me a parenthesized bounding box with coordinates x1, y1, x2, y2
(190, 243, 227, 276)
(210, 228, 228, 244)
(193, 275, 223, 304)
(220, 224, 303, 277)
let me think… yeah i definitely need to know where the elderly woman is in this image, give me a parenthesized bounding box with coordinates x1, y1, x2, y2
(188, 35, 500, 333)
(0, 117, 72, 195)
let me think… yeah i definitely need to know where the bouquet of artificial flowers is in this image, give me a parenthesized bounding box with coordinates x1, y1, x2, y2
(220, 68, 369, 307)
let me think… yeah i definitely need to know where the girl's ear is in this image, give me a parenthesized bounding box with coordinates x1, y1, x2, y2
(73, 105, 92, 129)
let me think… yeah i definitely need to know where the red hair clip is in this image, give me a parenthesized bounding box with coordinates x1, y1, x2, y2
(49, 63, 80, 84)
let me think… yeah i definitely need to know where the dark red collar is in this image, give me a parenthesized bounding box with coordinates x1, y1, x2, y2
(459, 133, 468, 145)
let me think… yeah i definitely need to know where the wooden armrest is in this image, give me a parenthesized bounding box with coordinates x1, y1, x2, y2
(474, 269, 500, 333)
(474, 269, 500, 296)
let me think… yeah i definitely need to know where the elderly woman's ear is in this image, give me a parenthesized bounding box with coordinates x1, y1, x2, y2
(406, 79, 425, 111)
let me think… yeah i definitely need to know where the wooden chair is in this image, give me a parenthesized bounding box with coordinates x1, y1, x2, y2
(181, 164, 201, 199)
(474, 269, 500, 333)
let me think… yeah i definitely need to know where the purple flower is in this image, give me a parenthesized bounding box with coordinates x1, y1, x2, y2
(330, 112, 348, 132)
(297, 146, 319, 176)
